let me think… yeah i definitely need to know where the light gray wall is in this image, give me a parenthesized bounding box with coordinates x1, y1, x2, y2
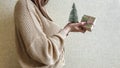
(46, 0, 120, 68)
(0, 0, 120, 68)
(0, 0, 20, 68)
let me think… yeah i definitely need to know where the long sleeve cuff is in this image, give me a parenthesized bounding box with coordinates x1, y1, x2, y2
(56, 29, 69, 40)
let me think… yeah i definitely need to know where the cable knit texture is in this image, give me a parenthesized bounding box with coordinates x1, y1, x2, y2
(14, 0, 66, 68)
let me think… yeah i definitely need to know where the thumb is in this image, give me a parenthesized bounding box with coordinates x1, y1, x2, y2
(78, 22, 86, 26)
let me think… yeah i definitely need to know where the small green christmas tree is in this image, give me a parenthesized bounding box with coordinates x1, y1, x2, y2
(69, 3, 78, 23)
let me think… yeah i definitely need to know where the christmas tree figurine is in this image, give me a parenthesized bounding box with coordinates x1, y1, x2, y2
(69, 3, 78, 23)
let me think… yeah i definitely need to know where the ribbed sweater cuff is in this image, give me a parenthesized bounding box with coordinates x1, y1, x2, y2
(56, 30, 68, 40)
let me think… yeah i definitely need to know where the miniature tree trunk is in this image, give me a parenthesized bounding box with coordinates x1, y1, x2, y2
(69, 3, 78, 23)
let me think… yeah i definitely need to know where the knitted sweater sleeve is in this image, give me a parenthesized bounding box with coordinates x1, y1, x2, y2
(14, 1, 66, 65)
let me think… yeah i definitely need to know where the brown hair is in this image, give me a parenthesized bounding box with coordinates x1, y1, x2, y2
(31, 0, 52, 21)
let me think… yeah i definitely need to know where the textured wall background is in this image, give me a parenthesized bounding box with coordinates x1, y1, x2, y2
(0, 0, 21, 68)
(0, 0, 120, 68)
(46, 0, 120, 68)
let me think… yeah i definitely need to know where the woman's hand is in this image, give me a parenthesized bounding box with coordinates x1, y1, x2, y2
(59, 22, 86, 36)
(64, 22, 86, 33)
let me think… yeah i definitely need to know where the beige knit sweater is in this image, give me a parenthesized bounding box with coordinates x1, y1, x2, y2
(14, 0, 67, 68)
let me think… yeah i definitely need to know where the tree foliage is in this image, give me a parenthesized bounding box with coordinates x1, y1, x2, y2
(69, 3, 78, 23)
